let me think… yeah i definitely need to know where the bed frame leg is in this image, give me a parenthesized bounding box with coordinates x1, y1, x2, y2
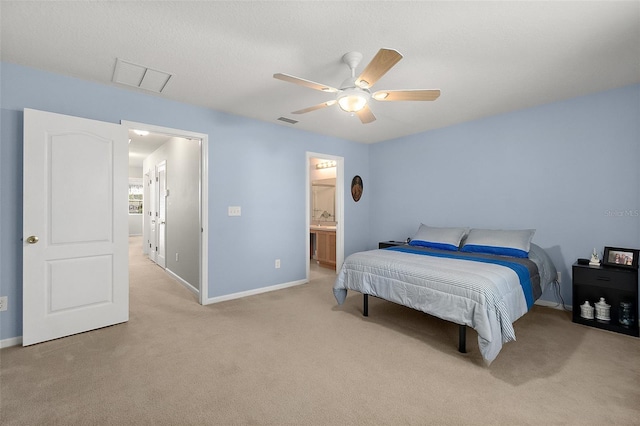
(458, 325, 466, 353)
(361, 293, 466, 353)
(363, 294, 368, 317)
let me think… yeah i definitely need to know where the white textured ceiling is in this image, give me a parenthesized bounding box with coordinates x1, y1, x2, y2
(2, 1, 639, 144)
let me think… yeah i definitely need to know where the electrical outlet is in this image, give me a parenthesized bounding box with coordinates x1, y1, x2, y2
(557, 272, 561, 283)
(275, 259, 281, 269)
(176, 253, 179, 262)
(228, 206, 241, 216)
(0, 296, 7, 312)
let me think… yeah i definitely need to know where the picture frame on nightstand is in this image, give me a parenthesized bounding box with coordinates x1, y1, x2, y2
(602, 246, 639, 269)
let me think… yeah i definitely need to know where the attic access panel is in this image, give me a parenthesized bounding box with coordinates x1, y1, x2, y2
(112, 58, 171, 93)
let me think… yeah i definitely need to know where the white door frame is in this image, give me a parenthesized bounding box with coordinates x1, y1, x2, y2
(122, 120, 209, 305)
(155, 160, 167, 269)
(306, 152, 344, 281)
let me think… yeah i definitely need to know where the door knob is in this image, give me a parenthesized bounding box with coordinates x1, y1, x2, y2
(26, 235, 39, 244)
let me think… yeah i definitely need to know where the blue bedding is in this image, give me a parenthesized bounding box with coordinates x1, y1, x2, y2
(386, 246, 536, 309)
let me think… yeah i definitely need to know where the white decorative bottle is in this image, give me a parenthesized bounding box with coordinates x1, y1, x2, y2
(595, 297, 611, 321)
(580, 301, 595, 320)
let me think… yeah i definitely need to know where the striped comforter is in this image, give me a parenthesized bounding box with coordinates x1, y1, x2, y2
(333, 246, 541, 364)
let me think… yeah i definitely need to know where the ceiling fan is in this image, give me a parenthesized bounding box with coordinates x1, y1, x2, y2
(273, 48, 440, 124)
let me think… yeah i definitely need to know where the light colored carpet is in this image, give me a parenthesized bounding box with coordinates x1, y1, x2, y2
(1, 237, 639, 425)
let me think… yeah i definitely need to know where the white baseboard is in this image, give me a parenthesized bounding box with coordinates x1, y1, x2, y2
(3, 291, 633, 346)
(535, 299, 572, 311)
(0, 279, 306, 347)
(1, 336, 22, 348)
(204, 279, 307, 305)
(165, 268, 199, 296)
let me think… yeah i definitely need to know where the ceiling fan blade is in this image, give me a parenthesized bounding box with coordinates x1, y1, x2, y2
(273, 73, 339, 93)
(355, 48, 403, 89)
(372, 89, 441, 101)
(356, 105, 376, 124)
(292, 100, 337, 114)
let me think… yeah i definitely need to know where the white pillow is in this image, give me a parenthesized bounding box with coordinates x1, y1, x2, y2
(460, 228, 536, 258)
(408, 224, 468, 251)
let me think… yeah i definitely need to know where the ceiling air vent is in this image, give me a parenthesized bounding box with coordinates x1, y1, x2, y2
(112, 58, 172, 93)
(277, 117, 298, 124)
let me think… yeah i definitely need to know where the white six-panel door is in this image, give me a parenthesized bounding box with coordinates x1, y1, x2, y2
(22, 108, 129, 346)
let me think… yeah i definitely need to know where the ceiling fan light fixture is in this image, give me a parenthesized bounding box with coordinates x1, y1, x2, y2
(337, 88, 369, 113)
(274, 48, 439, 124)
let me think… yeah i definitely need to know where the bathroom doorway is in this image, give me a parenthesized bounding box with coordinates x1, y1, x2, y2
(306, 152, 344, 281)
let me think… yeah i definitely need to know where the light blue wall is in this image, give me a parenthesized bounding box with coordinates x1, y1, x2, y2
(1, 61, 638, 342)
(0, 62, 371, 340)
(369, 84, 640, 305)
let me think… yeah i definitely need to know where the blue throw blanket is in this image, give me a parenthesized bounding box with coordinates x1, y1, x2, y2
(386, 246, 535, 309)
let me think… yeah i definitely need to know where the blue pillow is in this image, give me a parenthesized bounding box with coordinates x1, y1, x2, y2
(460, 228, 536, 258)
(408, 224, 467, 252)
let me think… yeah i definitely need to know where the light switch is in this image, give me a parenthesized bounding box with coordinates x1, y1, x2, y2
(228, 206, 241, 216)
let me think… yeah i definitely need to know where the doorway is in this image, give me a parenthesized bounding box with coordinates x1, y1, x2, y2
(124, 121, 209, 305)
(306, 152, 344, 281)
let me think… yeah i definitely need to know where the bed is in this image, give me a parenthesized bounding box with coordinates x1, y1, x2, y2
(333, 225, 558, 364)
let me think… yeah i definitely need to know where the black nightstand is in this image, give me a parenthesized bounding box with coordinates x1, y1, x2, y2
(378, 241, 407, 249)
(572, 262, 639, 337)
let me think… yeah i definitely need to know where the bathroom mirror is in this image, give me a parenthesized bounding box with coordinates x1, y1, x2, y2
(311, 178, 335, 221)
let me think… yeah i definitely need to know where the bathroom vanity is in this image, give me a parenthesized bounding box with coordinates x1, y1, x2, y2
(310, 226, 336, 270)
